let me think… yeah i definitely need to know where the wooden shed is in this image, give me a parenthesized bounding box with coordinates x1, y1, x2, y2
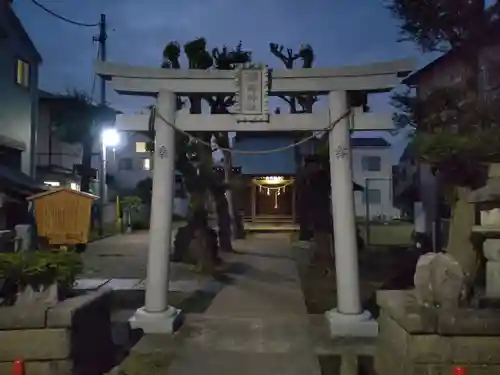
(27, 188, 98, 245)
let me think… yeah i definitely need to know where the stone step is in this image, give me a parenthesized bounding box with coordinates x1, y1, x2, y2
(106, 313, 377, 375)
(74, 278, 224, 309)
(178, 314, 314, 354)
(74, 278, 204, 293)
(167, 351, 322, 375)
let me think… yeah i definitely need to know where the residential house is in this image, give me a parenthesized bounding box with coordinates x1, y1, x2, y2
(0, 0, 41, 176)
(106, 131, 188, 216)
(351, 137, 399, 220)
(35, 90, 123, 226)
(36, 90, 100, 192)
(393, 8, 500, 247)
(0, 1, 45, 231)
(393, 144, 439, 236)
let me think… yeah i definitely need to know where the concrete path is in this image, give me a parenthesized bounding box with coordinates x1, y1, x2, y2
(80, 227, 183, 279)
(166, 233, 322, 375)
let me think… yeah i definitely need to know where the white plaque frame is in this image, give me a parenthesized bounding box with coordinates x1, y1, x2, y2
(234, 64, 269, 123)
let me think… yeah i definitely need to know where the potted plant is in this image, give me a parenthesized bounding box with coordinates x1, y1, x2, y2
(121, 195, 143, 233)
(0, 250, 83, 306)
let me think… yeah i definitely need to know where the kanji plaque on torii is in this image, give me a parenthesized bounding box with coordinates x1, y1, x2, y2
(235, 64, 269, 122)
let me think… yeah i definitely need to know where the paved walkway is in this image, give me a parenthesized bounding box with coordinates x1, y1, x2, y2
(166, 233, 322, 375)
(89, 232, 375, 374)
(81, 229, 181, 279)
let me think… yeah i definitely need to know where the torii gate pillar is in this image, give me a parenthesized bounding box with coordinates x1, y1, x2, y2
(326, 91, 377, 337)
(129, 90, 180, 333)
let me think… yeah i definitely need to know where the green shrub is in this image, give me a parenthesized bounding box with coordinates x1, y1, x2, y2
(0, 250, 83, 290)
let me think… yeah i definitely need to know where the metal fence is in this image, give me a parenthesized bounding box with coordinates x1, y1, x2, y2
(355, 177, 413, 247)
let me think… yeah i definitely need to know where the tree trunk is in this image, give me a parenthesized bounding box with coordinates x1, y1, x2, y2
(211, 184, 233, 252)
(80, 135, 94, 193)
(445, 186, 480, 296)
(297, 170, 313, 241)
(222, 149, 236, 239)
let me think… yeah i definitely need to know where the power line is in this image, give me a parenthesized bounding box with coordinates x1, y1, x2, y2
(29, 0, 100, 27)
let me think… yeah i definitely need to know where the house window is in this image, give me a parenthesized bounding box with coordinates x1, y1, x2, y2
(16, 59, 30, 87)
(363, 189, 381, 204)
(44, 181, 60, 187)
(118, 158, 133, 170)
(142, 158, 151, 171)
(70, 182, 80, 191)
(361, 156, 381, 172)
(136, 142, 147, 153)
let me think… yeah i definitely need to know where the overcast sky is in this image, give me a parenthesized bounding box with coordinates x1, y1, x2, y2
(13, 0, 431, 160)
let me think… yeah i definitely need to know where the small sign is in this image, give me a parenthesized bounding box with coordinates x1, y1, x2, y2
(335, 145, 349, 160)
(235, 65, 269, 123)
(158, 145, 167, 159)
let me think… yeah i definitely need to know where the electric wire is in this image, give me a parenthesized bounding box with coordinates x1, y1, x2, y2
(29, 0, 100, 27)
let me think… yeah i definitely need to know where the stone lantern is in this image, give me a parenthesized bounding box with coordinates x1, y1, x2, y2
(469, 163, 500, 299)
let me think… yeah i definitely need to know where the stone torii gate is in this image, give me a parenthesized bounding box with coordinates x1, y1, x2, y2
(96, 58, 414, 336)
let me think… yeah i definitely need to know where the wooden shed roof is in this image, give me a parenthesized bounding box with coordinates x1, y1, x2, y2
(26, 188, 98, 201)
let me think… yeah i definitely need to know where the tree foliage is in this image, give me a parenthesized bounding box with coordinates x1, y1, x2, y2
(160, 38, 250, 195)
(161, 38, 252, 252)
(387, 0, 497, 52)
(388, 0, 500, 188)
(392, 86, 499, 188)
(388, 0, 500, 293)
(269, 43, 318, 113)
(51, 91, 115, 143)
(50, 91, 116, 192)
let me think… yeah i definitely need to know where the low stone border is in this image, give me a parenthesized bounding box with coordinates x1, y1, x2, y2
(74, 278, 206, 293)
(0, 288, 114, 375)
(375, 290, 500, 375)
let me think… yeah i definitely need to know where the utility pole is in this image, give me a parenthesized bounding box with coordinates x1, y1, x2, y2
(95, 13, 107, 236)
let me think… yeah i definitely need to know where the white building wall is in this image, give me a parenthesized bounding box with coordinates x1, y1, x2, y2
(107, 132, 188, 217)
(106, 132, 153, 190)
(351, 147, 399, 220)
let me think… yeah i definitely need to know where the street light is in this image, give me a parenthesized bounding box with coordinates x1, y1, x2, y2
(98, 127, 120, 236)
(101, 128, 120, 148)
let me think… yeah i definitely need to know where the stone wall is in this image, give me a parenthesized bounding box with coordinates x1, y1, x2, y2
(0, 288, 114, 375)
(375, 290, 500, 375)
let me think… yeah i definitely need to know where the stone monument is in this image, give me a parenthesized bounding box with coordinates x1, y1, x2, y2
(375, 163, 500, 374)
(469, 163, 500, 300)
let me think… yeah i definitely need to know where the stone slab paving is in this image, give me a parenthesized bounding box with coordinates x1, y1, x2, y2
(74, 278, 205, 293)
(80, 227, 196, 280)
(166, 233, 322, 375)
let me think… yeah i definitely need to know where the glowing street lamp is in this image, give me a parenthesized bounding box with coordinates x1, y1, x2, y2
(98, 127, 120, 236)
(101, 128, 120, 148)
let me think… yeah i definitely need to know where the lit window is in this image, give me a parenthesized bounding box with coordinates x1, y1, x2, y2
(142, 158, 151, 170)
(70, 182, 80, 191)
(44, 181, 60, 187)
(136, 142, 147, 153)
(16, 60, 30, 87)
